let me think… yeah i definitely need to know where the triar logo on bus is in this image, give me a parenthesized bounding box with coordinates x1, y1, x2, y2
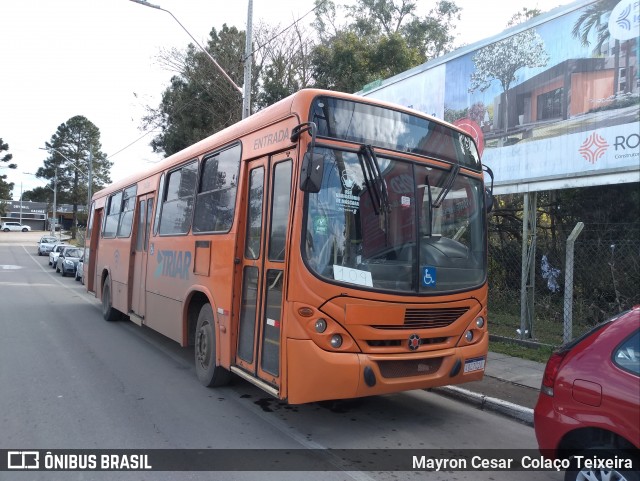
(154, 250, 192, 280)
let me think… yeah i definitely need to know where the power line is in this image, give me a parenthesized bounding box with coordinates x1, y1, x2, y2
(109, 0, 328, 160)
(247, 0, 327, 59)
(107, 129, 159, 160)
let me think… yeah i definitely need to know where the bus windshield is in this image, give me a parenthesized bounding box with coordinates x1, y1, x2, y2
(310, 96, 481, 171)
(303, 147, 486, 294)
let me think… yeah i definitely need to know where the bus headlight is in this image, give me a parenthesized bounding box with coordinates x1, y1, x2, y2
(465, 331, 474, 342)
(330, 334, 343, 348)
(476, 317, 485, 328)
(295, 303, 360, 352)
(314, 318, 327, 333)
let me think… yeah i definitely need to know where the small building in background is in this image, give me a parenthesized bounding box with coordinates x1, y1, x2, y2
(0, 199, 86, 231)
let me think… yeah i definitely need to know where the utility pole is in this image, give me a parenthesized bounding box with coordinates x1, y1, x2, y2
(242, 0, 253, 120)
(52, 168, 57, 238)
(87, 149, 93, 217)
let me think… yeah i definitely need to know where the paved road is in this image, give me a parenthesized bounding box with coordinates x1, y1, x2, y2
(0, 234, 561, 481)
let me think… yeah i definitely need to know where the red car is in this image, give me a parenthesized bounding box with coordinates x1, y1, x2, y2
(534, 306, 639, 481)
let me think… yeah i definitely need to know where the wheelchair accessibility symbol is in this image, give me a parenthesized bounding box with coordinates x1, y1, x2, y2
(422, 266, 437, 288)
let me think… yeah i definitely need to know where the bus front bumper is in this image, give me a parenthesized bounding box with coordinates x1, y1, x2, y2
(286, 335, 488, 404)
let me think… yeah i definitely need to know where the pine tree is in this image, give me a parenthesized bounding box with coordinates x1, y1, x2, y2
(0, 137, 17, 200)
(36, 116, 112, 236)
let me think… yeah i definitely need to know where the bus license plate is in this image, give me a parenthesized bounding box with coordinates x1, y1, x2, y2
(464, 357, 485, 373)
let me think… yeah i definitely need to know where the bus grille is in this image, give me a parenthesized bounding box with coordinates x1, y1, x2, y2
(376, 358, 443, 378)
(372, 307, 469, 330)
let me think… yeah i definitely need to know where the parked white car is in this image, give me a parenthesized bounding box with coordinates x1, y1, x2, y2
(1, 221, 31, 232)
(75, 255, 84, 284)
(48, 243, 69, 267)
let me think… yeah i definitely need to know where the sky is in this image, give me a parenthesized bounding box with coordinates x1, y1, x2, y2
(0, 0, 573, 200)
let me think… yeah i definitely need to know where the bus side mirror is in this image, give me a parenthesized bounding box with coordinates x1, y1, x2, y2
(292, 122, 323, 193)
(485, 189, 494, 213)
(300, 152, 324, 193)
(483, 164, 494, 213)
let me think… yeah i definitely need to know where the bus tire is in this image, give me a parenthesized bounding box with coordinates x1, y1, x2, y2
(195, 304, 230, 387)
(102, 276, 121, 322)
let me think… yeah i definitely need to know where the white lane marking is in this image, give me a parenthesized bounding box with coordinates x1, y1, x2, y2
(0, 282, 55, 287)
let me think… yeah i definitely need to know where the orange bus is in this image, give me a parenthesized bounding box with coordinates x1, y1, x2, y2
(84, 89, 493, 404)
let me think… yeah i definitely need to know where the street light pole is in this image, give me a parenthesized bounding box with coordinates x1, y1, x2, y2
(130, 0, 252, 119)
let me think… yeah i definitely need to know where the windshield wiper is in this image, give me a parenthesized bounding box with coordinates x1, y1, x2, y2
(424, 175, 433, 237)
(358, 145, 390, 215)
(357, 148, 380, 215)
(423, 163, 459, 236)
(432, 163, 460, 208)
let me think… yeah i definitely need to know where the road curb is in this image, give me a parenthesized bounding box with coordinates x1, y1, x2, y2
(433, 385, 534, 427)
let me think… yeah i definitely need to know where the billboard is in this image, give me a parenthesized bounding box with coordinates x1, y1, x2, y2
(360, 0, 640, 194)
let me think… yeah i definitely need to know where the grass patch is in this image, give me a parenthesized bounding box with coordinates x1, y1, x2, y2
(489, 306, 598, 348)
(489, 338, 555, 364)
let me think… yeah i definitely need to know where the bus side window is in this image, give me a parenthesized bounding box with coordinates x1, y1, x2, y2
(117, 185, 137, 238)
(193, 144, 241, 233)
(153, 174, 165, 236)
(103, 191, 122, 238)
(159, 160, 197, 235)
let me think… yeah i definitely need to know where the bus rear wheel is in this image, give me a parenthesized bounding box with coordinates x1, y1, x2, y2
(195, 304, 230, 387)
(102, 276, 121, 322)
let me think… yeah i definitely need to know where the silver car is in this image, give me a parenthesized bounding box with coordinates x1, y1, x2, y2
(37, 236, 58, 256)
(56, 247, 83, 277)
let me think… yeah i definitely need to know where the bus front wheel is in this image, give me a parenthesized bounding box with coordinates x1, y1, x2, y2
(195, 304, 230, 387)
(102, 276, 121, 322)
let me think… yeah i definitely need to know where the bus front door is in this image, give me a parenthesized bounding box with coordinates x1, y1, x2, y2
(236, 154, 293, 392)
(130, 194, 154, 322)
(86, 205, 101, 294)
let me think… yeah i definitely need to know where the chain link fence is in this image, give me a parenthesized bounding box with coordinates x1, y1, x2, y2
(488, 218, 639, 348)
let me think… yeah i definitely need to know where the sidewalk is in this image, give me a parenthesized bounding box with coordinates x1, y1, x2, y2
(435, 352, 545, 427)
(0, 230, 73, 245)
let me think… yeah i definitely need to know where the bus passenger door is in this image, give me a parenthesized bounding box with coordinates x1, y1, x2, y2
(236, 154, 293, 392)
(87, 205, 101, 294)
(131, 194, 154, 321)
